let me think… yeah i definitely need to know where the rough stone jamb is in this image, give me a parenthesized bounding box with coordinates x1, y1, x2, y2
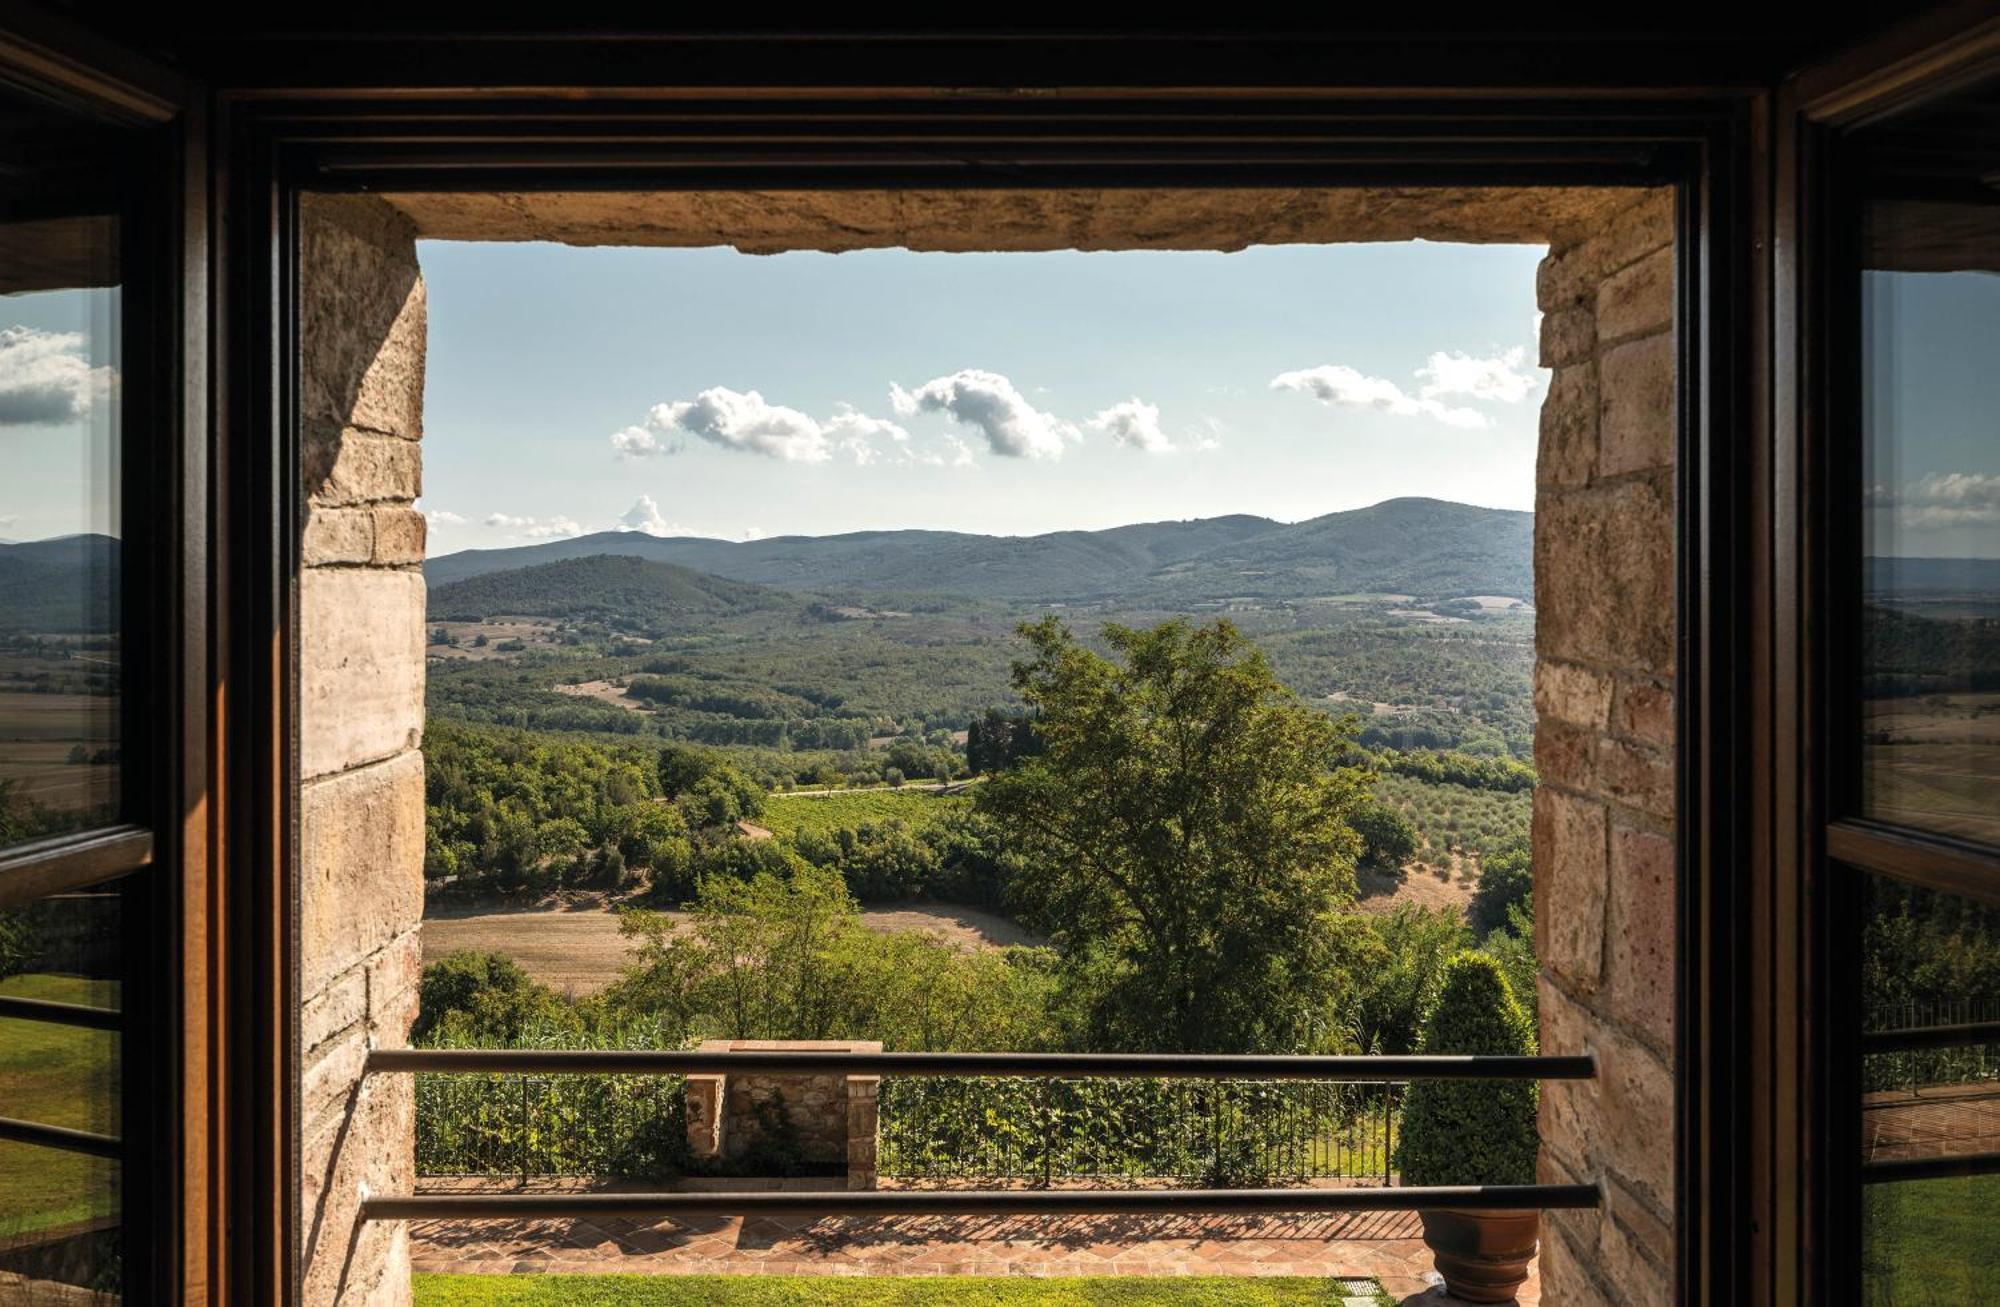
(297, 193, 427, 1307)
(847, 1075, 880, 1191)
(685, 1073, 727, 1163)
(1531, 188, 1677, 1307)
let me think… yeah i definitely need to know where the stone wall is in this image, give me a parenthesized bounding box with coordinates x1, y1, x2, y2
(684, 1040, 883, 1190)
(297, 193, 427, 1307)
(1530, 190, 1677, 1307)
(288, 184, 1679, 1304)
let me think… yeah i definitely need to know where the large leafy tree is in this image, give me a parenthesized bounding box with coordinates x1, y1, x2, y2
(978, 616, 1370, 1053)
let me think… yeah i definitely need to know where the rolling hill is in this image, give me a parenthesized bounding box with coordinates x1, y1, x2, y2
(424, 498, 1534, 604)
(428, 554, 793, 629)
(0, 534, 120, 633)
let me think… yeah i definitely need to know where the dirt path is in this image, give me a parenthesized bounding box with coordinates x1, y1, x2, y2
(421, 900, 1045, 996)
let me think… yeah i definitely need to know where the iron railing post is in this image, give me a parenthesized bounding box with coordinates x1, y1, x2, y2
(1039, 1076, 1054, 1190)
(1381, 1083, 1393, 1187)
(520, 1074, 530, 1189)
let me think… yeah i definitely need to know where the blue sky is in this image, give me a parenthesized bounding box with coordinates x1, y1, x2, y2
(414, 239, 1550, 554)
(1864, 269, 2000, 561)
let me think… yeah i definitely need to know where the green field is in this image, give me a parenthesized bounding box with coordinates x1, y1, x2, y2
(1862, 1171, 2000, 1305)
(412, 1275, 1392, 1307)
(0, 972, 120, 1239)
(760, 787, 972, 840)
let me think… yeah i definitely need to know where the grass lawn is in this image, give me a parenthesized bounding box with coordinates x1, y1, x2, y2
(0, 971, 120, 1238)
(1861, 1171, 2000, 1304)
(412, 1276, 1392, 1307)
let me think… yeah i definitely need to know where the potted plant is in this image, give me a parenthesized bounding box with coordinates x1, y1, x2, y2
(1395, 951, 1542, 1304)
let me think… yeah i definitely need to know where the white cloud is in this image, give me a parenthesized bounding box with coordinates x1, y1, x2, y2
(1188, 417, 1228, 452)
(1416, 347, 1541, 404)
(615, 389, 908, 465)
(484, 512, 583, 540)
(825, 406, 912, 465)
(0, 325, 116, 426)
(1875, 471, 2000, 526)
(891, 369, 1078, 459)
(648, 387, 830, 463)
(616, 494, 699, 537)
(423, 507, 468, 526)
(1270, 363, 1488, 429)
(612, 425, 679, 458)
(1086, 398, 1172, 453)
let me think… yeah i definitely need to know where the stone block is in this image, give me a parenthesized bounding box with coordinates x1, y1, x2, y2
(1535, 659, 1614, 731)
(1606, 825, 1675, 1051)
(300, 751, 426, 997)
(1593, 734, 1674, 822)
(1539, 305, 1595, 368)
(301, 194, 426, 443)
(1533, 789, 1608, 992)
(302, 963, 366, 1059)
(1598, 332, 1674, 478)
(304, 426, 423, 508)
(1596, 246, 1673, 343)
(367, 928, 424, 1045)
(371, 506, 427, 564)
(1599, 1171, 1674, 1307)
(301, 507, 375, 566)
(1596, 191, 1675, 272)
(1537, 364, 1597, 489)
(1535, 478, 1675, 677)
(1539, 977, 1675, 1215)
(301, 1023, 366, 1140)
(1613, 679, 1674, 749)
(300, 1070, 414, 1307)
(1533, 719, 1595, 795)
(300, 568, 425, 779)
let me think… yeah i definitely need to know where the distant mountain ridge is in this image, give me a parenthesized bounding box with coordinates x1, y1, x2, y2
(0, 534, 120, 633)
(429, 555, 792, 626)
(424, 498, 1536, 604)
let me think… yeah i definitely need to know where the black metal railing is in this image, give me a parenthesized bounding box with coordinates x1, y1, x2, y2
(879, 1077, 1399, 1187)
(362, 1047, 1601, 1221)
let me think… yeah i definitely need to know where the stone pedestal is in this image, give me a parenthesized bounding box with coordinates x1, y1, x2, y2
(681, 1040, 882, 1190)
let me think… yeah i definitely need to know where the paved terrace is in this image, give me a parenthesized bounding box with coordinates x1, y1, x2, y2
(407, 1182, 1541, 1305)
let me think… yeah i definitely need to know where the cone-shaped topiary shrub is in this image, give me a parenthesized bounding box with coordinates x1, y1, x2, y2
(1395, 950, 1538, 1186)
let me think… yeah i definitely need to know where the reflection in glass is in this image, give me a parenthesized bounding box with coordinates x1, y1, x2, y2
(0, 92, 122, 851)
(1858, 873, 2000, 1302)
(1856, 76, 2000, 847)
(1863, 1173, 2000, 1305)
(0, 891, 121, 1296)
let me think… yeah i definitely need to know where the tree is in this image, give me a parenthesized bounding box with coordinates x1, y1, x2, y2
(966, 707, 1041, 775)
(1351, 797, 1419, 873)
(977, 616, 1370, 1053)
(1470, 832, 1532, 935)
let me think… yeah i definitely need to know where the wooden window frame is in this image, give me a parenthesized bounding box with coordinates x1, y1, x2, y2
(1784, 12, 2000, 1302)
(0, 11, 203, 1305)
(22, 10, 2000, 1306)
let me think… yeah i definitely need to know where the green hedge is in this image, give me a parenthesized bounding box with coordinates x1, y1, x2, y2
(1393, 952, 1538, 1187)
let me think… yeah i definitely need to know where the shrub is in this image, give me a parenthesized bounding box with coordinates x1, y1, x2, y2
(1394, 952, 1538, 1186)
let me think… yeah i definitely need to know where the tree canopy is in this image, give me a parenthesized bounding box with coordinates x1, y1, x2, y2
(976, 616, 1370, 1053)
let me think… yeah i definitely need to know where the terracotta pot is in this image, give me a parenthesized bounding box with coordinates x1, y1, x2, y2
(1418, 1207, 1540, 1303)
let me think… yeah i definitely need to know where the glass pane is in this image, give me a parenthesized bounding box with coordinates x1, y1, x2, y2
(0, 890, 121, 1297)
(0, 87, 123, 851)
(1863, 1173, 2000, 1306)
(1858, 871, 2000, 1302)
(1855, 74, 2000, 847)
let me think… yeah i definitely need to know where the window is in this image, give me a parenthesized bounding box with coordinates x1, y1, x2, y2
(0, 75, 153, 1304)
(1836, 68, 2000, 1302)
